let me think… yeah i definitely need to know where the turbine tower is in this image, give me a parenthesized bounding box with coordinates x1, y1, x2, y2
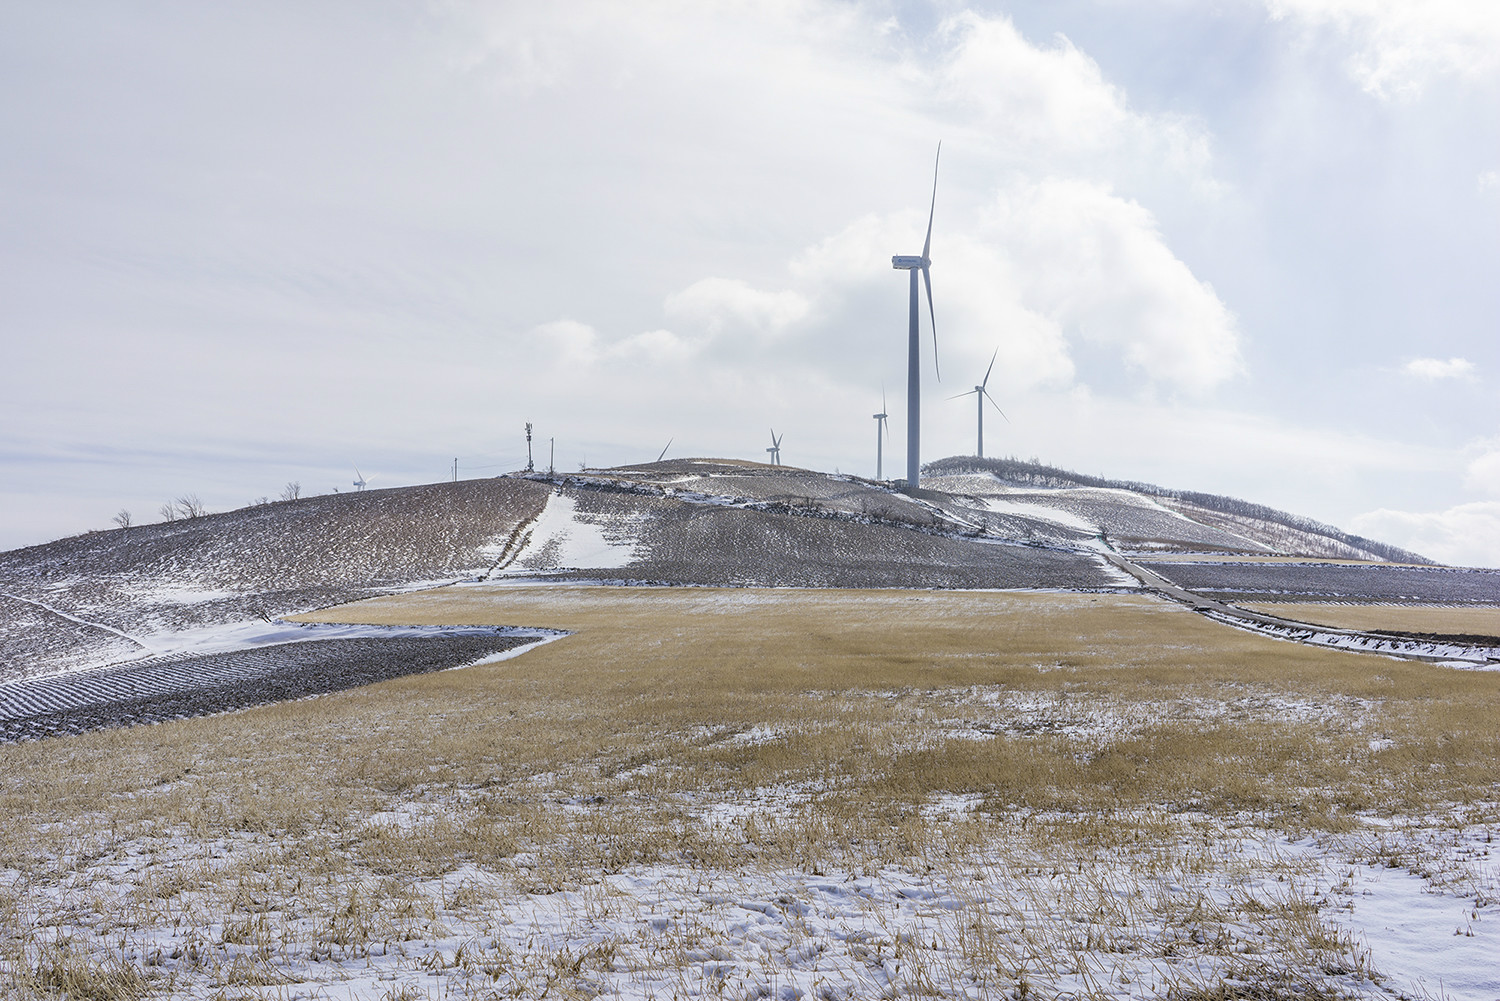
(949, 347, 1009, 458)
(892, 143, 942, 488)
(765, 429, 783, 466)
(872, 387, 889, 480)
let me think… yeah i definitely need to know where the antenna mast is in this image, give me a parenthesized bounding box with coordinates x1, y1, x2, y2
(524, 423, 534, 472)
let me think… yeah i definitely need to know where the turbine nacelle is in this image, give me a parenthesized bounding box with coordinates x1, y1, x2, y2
(891, 255, 927, 270)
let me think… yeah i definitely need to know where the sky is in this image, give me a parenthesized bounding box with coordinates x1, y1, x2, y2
(2, 0, 1498, 565)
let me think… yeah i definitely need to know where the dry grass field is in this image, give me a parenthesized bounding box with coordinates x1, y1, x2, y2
(2, 585, 1497, 999)
(1242, 602, 1500, 638)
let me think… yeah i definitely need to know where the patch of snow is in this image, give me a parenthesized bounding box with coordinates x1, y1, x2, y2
(506, 492, 642, 571)
(922, 792, 983, 820)
(129, 619, 561, 660)
(122, 583, 244, 605)
(1276, 834, 1500, 1001)
(977, 496, 1098, 533)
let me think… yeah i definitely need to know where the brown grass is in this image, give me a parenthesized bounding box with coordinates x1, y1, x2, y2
(4, 587, 1496, 843)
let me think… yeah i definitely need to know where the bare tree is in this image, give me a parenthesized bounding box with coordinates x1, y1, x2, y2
(112, 509, 132, 531)
(250, 496, 270, 506)
(280, 481, 301, 502)
(159, 503, 178, 523)
(174, 494, 206, 519)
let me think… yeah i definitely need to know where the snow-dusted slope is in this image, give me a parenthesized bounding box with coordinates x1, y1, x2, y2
(924, 457, 1432, 562)
(0, 478, 551, 681)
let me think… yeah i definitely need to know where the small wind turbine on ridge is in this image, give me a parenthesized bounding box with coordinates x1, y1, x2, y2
(352, 465, 369, 491)
(766, 429, 783, 466)
(948, 347, 1008, 458)
(872, 386, 889, 480)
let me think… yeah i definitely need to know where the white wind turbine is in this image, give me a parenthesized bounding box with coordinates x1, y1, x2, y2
(949, 347, 1008, 458)
(352, 465, 370, 491)
(891, 143, 942, 488)
(872, 387, 889, 480)
(765, 429, 783, 466)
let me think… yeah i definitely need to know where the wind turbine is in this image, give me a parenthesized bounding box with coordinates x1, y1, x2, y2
(352, 465, 369, 491)
(892, 143, 942, 488)
(657, 438, 673, 463)
(949, 347, 1009, 458)
(872, 387, 889, 480)
(765, 429, 783, 466)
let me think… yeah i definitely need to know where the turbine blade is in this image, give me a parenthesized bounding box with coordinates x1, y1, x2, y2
(657, 438, 673, 462)
(984, 388, 1010, 422)
(947, 389, 977, 401)
(922, 265, 939, 380)
(981, 347, 998, 390)
(921, 141, 941, 260)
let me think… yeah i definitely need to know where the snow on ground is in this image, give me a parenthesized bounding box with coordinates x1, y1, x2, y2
(1275, 830, 1500, 1000)
(975, 496, 1098, 533)
(506, 492, 643, 572)
(1199, 609, 1500, 669)
(127, 619, 557, 660)
(7, 813, 1495, 999)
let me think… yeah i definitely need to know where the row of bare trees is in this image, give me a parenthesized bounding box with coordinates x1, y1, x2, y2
(111, 482, 305, 534)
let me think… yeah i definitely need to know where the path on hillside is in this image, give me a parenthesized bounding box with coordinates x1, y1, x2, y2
(1101, 551, 1500, 667)
(0, 589, 150, 651)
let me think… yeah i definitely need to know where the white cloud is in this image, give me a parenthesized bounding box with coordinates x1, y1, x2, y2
(1402, 356, 1475, 380)
(532, 319, 601, 365)
(1346, 437, 1500, 567)
(1466, 446, 1500, 495)
(1266, 0, 1500, 99)
(1480, 170, 1500, 193)
(1350, 502, 1500, 567)
(936, 13, 1132, 157)
(934, 12, 1219, 193)
(783, 179, 1240, 396)
(663, 278, 810, 338)
(982, 179, 1242, 393)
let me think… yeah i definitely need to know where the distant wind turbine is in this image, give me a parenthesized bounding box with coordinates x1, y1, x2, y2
(872, 387, 889, 480)
(891, 142, 942, 488)
(765, 429, 783, 466)
(949, 347, 1009, 458)
(352, 465, 369, 491)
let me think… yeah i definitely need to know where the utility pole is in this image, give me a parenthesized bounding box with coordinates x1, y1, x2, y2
(549, 437, 555, 476)
(524, 422, 534, 472)
(453, 458, 457, 482)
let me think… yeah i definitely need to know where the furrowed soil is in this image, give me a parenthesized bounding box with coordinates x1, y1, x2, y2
(3, 586, 1497, 999)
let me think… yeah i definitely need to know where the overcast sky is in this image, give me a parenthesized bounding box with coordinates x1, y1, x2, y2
(3, 0, 1498, 564)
